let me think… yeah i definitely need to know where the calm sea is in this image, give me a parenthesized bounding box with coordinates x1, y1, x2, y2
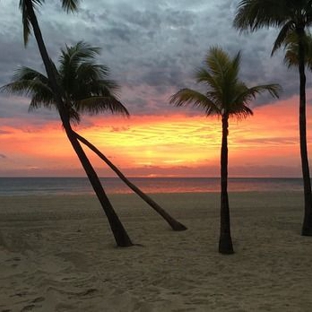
(0, 177, 304, 196)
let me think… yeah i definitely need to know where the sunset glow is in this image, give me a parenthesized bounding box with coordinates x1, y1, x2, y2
(2, 0, 312, 179)
(1, 96, 311, 177)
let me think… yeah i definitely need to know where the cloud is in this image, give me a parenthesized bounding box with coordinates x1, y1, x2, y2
(0, 154, 7, 159)
(0, 129, 12, 135)
(235, 137, 298, 146)
(110, 126, 130, 133)
(1, 0, 303, 123)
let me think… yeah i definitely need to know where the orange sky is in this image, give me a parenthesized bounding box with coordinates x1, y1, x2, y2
(0, 96, 311, 177)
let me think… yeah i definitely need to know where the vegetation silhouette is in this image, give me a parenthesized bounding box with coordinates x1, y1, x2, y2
(2, 40, 187, 232)
(234, 0, 312, 236)
(74, 132, 187, 231)
(18, 0, 133, 247)
(170, 47, 281, 254)
(283, 32, 312, 69)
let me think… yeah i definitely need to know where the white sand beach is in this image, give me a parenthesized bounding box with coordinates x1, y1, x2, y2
(1, 192, 312, 311)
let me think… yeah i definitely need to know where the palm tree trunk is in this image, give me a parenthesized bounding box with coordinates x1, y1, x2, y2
(219, 114, 234, 254)
(73, 131, 187, 231)
(64, 126, 133, 246)
(25, 0, 133, 246)
(297, 28, 312, 236)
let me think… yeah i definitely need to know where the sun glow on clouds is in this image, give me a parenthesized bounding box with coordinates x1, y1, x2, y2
(83, 98, 303, 175)
(81, 114, 221, 169)
(0, 97, 311, 177)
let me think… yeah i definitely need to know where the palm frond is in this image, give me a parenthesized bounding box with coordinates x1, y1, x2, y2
(19, 0, 45, 45)
(95, 79, 120, 94)
(231, 51, 241, 79)
(283, 31, 312, 68)
(234, 84, 281, 108)
(229, 103, 254, 119)
(195, 67, 224, 108)
(221, 51, 241, 105)
(205, 47, 231, 78)
(59, 42, 102, 94)
(195, 67, 213, 84)
(170, 88, 221, 116)
(60, 41, 100, 68)
(233, 0, 287, 31)
(28, 91, 55, 110)
(61, 0, 80, 12)
(19, 0, 79, 45)
(271, 21, 295, 56)
(1, 67, 51, 99)
(67, 107, 81, 124)
(76, 97, 129, 117)
(75, 64, 110, 84)
(69, 63, 121, 105)
(12, 66, 48, 82)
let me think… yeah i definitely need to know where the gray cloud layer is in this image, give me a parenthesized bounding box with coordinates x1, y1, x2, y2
(0, 0, 307, 124)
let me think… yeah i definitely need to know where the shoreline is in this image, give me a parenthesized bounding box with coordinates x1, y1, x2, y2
(0, 177, 306, 197)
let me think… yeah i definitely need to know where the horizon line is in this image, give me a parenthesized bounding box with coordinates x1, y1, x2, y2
(0, 176, 304, 179)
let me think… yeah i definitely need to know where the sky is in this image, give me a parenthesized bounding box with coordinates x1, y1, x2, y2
(0, 0, 311, 177)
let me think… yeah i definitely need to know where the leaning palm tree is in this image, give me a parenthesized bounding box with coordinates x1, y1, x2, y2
(74, 132, 187, 231)
(234, 0, 312, 236)
(2, 41, 186, 231)
(19, 0, 133, 246)
(170, 47, 281, 254)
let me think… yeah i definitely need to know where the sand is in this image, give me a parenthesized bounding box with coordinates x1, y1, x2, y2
(0, 191, 312, 311)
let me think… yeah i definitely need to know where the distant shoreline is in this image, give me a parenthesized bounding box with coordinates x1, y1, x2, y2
(0, 176, 304, 179)
(0, 177, 306, 196)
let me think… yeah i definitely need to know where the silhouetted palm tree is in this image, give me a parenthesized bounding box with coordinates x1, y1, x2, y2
(170, 47, 281, 254)
(74, 132, 187, 231)
(18, 0, 133, 246)
(2, 41, 187, 231)
(3, 41, 129, 121)
(234, 0, 312, 236)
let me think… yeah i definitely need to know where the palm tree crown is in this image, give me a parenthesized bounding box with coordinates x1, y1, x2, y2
(170, 47, 280, 117)
(234, 0, 312, 29)
(1, 41, 129, 123)
(233, 0, 312, 54)
(20, 0, 80, 45)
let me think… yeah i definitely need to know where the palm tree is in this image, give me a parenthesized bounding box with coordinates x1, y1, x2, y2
(3, 42, 129, 119)
(170, 47, 281, 254)
(234, 0, 312, 236)
(2, 41, 187, 232)
(19, 0, 133, 247)
(74, 132, 187, 231)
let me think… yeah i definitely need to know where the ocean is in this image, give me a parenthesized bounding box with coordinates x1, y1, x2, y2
(0, 177, 304, 196)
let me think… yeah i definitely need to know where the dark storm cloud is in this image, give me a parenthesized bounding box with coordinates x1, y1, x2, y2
(0, 0, 308, 123)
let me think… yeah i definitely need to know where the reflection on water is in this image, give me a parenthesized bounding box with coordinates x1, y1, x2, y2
(0, 177, 304, 196)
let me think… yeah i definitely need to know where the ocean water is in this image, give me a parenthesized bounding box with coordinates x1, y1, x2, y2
(0, 177, 304, 196)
